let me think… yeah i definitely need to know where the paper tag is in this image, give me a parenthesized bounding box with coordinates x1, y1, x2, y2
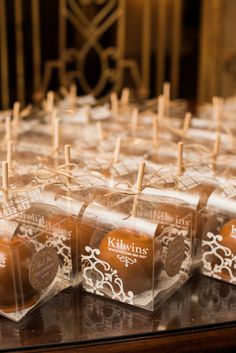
(219, 181, 236, 199)
(112, 157, 141, 177)
(17, 142, 52, 156)
(29, 247, 59, 290)
(0, 186, 43, 219)
(84, 157, 110, 171)
(165, 236, 185, 277)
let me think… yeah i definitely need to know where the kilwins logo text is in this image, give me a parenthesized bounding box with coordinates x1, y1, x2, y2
(107, 237, 149, 256)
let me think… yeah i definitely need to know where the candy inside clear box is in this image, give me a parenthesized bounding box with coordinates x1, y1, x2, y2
(80, 190, 194, 311)
(201, 179, 236, 285)
(141, 161, 217, 273)
(0, 185, 75, 321)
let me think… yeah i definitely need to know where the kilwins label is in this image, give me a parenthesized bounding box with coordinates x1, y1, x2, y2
(136, 208, 192, 230)
(16, 211, 71, 238)
(107, 237, 149, 267)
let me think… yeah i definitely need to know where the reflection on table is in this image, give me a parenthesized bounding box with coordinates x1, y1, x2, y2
(0, 275, 236, 351)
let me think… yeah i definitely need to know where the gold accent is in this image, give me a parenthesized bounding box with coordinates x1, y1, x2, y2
(59, 0, 67, 86)
(156, 0, 167, 95)
(14, 0, 25, 105)
(198, 0, 223, 102)
(0, 0, 9, 109)
(171, 0, 182, 99)
(43, 0, 144, 100)
(156, 0, 183, 98)
(142, 0, 151, 97)
(113, 0, 125, 93)
(0, 0, 185, 106)
(31, 0, 42, 92)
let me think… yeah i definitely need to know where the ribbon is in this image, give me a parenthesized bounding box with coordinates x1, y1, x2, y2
(105, 166, 179, 199)
(33, 138, 230, 203)
(35, 162, 107, 191)
(35, 163, 78, 181)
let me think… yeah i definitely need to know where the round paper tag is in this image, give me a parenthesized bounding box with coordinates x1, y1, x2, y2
(29, 247, 59, 290)
(165, 236, 185, 277)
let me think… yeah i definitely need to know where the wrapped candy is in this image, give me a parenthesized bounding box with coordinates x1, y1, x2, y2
(201, 178, 236, 285)
(80, 166, 194, 310)
(0, 162, 73, 321)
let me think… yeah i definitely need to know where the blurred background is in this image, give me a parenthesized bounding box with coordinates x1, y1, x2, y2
(0, 0, 235, 109)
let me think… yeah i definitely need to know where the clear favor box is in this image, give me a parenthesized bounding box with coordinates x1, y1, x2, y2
(80, 191, 194, 311)
(0, 184, 74, 321)
(34, 170, 108, 286)
(36, 184, 86, 286)
(142, 161, 216, 273)
(201, 179, 236, 285)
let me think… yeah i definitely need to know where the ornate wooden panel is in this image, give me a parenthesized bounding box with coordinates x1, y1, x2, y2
(198, 0, 223, 102)
(0, 0, 183, 109)
(198, 0, 236, 102)
(0, 0, 9, 109)
(43, 0, 150, 100)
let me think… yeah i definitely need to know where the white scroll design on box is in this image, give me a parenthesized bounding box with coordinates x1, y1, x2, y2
(202, 232, 236, 284)
(82, 246, 134, 304)
(0, 254, 6, 268)
(17, 223, 72, 279)
(117, 255, 137, 268)
(45, 227, 72, 279)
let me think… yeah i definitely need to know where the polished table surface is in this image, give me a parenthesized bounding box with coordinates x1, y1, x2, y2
(0, 274, 236, 353)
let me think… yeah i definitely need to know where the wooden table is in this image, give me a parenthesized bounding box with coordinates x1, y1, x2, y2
(1, 274, 236, 353)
